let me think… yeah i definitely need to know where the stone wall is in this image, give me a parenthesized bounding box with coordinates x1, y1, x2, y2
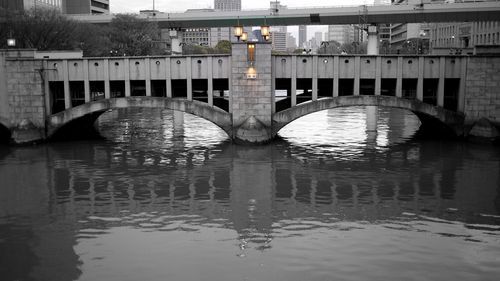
(464, 56, 500, 126)
(231, 43, 273, 143)
(0, 50, 47, 143)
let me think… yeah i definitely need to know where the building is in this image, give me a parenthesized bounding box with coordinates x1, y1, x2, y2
(271, 31, 287, 52)
(286, 32, 297, 50)
(214, 0, 240, 11)
(390, 0, 430, 50)
(298, 25, 307, 48)
(183, 28, 210, 46)
(0, 0, 62, 11)
(210, 0, 241, 47)
(327, 25, 355, 45)
(64, 0, 109, 14)
(270, 1, 287, 33)
(430, 21, 500, 55)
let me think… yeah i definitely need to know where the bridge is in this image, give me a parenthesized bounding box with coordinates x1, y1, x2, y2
(70, 2, 500, 27)
(0, 43, 499, 144)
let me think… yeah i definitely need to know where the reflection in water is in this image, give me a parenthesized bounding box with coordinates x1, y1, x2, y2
(0, 107, 499, 281)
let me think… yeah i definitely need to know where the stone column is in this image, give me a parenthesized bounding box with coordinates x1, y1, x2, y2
(231, 43, 273, 144)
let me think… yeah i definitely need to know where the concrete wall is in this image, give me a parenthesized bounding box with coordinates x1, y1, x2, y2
(464, 56, 500, 126)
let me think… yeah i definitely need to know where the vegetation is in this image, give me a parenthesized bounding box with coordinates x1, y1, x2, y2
(0, 8, 166, 57)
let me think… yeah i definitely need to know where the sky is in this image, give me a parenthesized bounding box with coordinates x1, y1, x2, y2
(109, 0, 372, 41)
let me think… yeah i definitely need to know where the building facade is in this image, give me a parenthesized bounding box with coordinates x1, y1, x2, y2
(64, 0, 109, 14)
(327, 25, 355, 45)
(0, 0, 62, 11)
(430, 21, 500, 55)
(298, 25, 307, 48)
(214, 0, 240, 11)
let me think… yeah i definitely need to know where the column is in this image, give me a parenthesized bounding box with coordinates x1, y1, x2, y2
(417, 57, 424, 102)
(375, 57, 381, 95)
(103, 59, 110, 99)
(124, 58, 131, 97)
(63, 60, 70, 109)
(208, 57, 214, 106)
(291, 56, 297, 106)
(145, 58, 151, 97)
(354, 56, 360, 95)
(170, 30, 183, 56)
(333, 56, 339, 97)
(312, 56, 318, 101)
(83, 59, 90, 102)
(367, 25, 379, 55)
(186, 57, 192, 101)
(166, 57, 172, 98)
(437, 57, 445, 107)
(396, 57, 403, 98)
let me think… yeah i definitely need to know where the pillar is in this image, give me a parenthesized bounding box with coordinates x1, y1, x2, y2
(231, 42, 273, 144)
(170, 30, 183, 56)
(367, 25, 379, 55)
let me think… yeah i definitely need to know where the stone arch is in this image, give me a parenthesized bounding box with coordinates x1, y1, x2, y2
(272, 96, 465, 137)
(48, 97, 233, 140)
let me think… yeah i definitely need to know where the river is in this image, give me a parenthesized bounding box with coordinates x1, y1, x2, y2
(1, 106, 499, 281)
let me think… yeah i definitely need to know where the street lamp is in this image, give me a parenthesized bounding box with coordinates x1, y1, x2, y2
(7, 38, 16, 47)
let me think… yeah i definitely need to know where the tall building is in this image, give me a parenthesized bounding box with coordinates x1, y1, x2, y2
(64, 0, 109, 14)
(214, 0, 241, 11)
(286, 32, 297, 50)
(298, 25, 307, 48)
(327, 25, 355, 45)
(1, 0, 62, 12)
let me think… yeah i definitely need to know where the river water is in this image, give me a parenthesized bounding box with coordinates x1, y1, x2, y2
(0, 106, 499, 281)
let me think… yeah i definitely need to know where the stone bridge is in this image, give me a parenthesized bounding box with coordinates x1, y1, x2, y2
(1, 43, 499, 144)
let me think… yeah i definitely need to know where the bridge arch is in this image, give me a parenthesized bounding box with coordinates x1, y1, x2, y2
(48, 97, 233, 140)
(272, 96, 465, 138)
(0, 121, 11, 144)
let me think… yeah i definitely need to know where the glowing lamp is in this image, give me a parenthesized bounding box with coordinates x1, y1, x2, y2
(234, 25, 243, 40)
(241, 32, 248, 42)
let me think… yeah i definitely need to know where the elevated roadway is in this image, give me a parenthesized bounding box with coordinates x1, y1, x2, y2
(69, 2, 500, 28)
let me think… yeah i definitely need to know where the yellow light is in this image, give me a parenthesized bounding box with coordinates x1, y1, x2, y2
(246, 66, 257, 79)
(247, 43, 255, 63)
(261, 25, 270, 37)
(241, 32, 248, 42)
(234, 25, 243, 39)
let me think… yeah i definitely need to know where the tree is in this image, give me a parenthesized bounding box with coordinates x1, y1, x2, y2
(107, 14, 164, 56)
(214, 40, 231, 54)
(317, 40, 342, 54)
(74, 23, 112, 57)
(0, 8, 80, 50)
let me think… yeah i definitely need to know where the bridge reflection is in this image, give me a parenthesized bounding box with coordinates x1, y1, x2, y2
(0, 137, 499, 280)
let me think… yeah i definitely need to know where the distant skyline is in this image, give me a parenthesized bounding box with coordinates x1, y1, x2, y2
(110, 0, 373, 43)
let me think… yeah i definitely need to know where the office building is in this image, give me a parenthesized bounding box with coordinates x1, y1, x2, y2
(64, 0, 109, 14)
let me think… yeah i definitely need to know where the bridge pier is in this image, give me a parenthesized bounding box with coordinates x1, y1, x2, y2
(231, 43, 274, 144)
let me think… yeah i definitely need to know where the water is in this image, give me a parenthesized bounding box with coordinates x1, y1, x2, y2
(1, 107, 499, 281)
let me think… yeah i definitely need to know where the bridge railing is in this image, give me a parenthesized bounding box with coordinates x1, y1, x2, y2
(271, 55, 467, 113)
(43, 55, 232, 115)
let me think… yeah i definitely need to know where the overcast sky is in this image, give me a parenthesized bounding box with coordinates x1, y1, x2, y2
(109, 0, 372, 41)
